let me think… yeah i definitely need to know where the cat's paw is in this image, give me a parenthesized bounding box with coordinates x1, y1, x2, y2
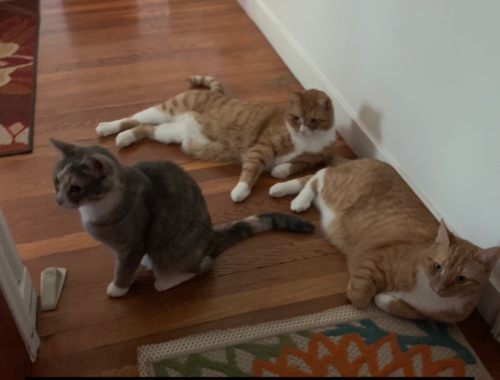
(374, 293, 395, 311)
(106, 282, 129, 298)
(290, 194, 312, 213)
(116, 130, 135, 148)
(231, 182, 250, 202)
(96, 121, 120, 137)
(141, 254, 153, 271)
(271, 163, 291, 179)
(269, 179, 301, 197)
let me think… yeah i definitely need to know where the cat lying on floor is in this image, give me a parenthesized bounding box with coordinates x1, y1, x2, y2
(50, 139, 314, 297)
(95, 75, 338, 203)
(270, 158, 500, 323)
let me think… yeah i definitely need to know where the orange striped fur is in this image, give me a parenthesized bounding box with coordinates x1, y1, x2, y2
(96, 75, 338, 202)
(271, 159, 500, 323)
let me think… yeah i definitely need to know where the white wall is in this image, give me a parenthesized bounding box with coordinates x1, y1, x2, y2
(238, 0, 500, 284)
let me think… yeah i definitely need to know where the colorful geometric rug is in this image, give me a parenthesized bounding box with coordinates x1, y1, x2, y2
(138, 305, 492, 378)
(0, 0, 39, 157)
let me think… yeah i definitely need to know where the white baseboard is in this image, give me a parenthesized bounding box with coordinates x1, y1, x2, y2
(238, 0, 500, 330)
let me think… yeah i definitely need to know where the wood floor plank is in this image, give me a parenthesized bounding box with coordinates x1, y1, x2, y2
(0, 0, 497, 376)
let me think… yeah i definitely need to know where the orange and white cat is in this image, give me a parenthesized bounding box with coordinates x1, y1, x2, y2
(96, 76, 337, 202)
(270, 158, 500, 323)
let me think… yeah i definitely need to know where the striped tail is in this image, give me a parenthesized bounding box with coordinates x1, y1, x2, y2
(188, 75, 224, 94)
(211, 213, 315, 257)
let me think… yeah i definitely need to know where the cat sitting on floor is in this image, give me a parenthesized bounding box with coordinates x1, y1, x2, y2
(95, 75, 338, 203)
(270, 158, 500, 323)
(50, 139, 314, 298)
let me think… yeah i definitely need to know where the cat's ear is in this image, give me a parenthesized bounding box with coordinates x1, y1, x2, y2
(81, 155, 108, 179)
(435, 219, 451, 246)
(476, 247, 500, 272)
(289, 91, 302, 102)
(317, 97, 331, 110)
(50, 138, 77, 157)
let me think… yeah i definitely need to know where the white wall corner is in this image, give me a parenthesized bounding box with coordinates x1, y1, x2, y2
(238, 0, 500, 328)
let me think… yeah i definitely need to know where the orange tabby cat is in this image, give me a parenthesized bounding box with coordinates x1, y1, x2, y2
(270, 158, 500, 323)
(96, 76, 337, 202)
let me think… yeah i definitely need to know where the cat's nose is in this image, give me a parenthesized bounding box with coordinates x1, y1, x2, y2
(56, 194, 64, 205)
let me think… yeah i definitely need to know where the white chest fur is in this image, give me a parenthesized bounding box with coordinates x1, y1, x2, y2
(274, 124, 336, 166)
(79, 193, 118, 226)
(387, 269, 465, 314)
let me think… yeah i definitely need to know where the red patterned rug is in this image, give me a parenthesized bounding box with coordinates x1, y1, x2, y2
(0, 0, 39, 157)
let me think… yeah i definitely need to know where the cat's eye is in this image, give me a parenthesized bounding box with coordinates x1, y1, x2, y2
(433, 263, 442, 272)
(69, 185, 82, 193)
(456, 275, 468, 284)
(310, 118, 317, 124)
(291, 115, 300, 123)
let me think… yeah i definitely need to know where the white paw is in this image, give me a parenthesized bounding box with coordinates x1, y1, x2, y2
(116, 130, 136, 148)
(291, 194, 312, 213)
(106, 282, 129, 298)
(141, 254, 153, 271)
(154, 279, 170, 292)
(269, 183, 288, 197)
(231, 182, 250, 202)
(269, 179, 301, 197)
(154, 273, 196, 292)
(96, 121, 120, 137)
(271, 163, 291, 179)
(374, 293, 394, 310)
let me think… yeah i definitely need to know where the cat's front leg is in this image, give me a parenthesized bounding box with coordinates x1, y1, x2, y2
(231, 145, 272, 202)
(269, 175, 313, 198)
(374, 293, 426, 320)
(107, 253, 142, 298)
(347, 276, 377, 309)
(289, 175, 319, 213)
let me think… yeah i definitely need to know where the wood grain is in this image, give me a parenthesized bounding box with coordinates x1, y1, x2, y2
(0, 0, 497, 376)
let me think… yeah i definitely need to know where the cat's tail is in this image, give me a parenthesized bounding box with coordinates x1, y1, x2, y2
(187, 75, 224, 94)
(211, 213, 314, 257)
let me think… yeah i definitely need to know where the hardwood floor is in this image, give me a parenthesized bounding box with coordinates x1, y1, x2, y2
(0, 0, 498, 377)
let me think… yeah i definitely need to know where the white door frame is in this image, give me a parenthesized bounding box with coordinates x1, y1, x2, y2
(0, 206, 39, 361)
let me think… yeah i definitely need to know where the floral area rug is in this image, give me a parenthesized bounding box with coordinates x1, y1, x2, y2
(138, 304, 491, 378)
(0, 0, 39, 157)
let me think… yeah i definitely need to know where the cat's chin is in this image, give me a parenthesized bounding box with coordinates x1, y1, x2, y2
(431, 287, 455, 298)
(59, 202, 78, 210)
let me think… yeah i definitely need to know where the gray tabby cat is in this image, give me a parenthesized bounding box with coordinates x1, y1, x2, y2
(50, 139, 314, 297)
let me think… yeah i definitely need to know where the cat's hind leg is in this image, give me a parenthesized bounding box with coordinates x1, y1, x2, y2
(154, 272, 197, 292)
(116, 119, 186, 148)
(96, 92, 196, 137)
(269, 175, 313, 197)
(374, 293, 426, 319)
(141, 254, 153, 271)
(96, 105, 172, 137)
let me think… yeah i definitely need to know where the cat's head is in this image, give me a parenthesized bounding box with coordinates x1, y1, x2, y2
(50, 139, 120, 209)
(287, 89, 334, 137)
(425, 220, 500, 298)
